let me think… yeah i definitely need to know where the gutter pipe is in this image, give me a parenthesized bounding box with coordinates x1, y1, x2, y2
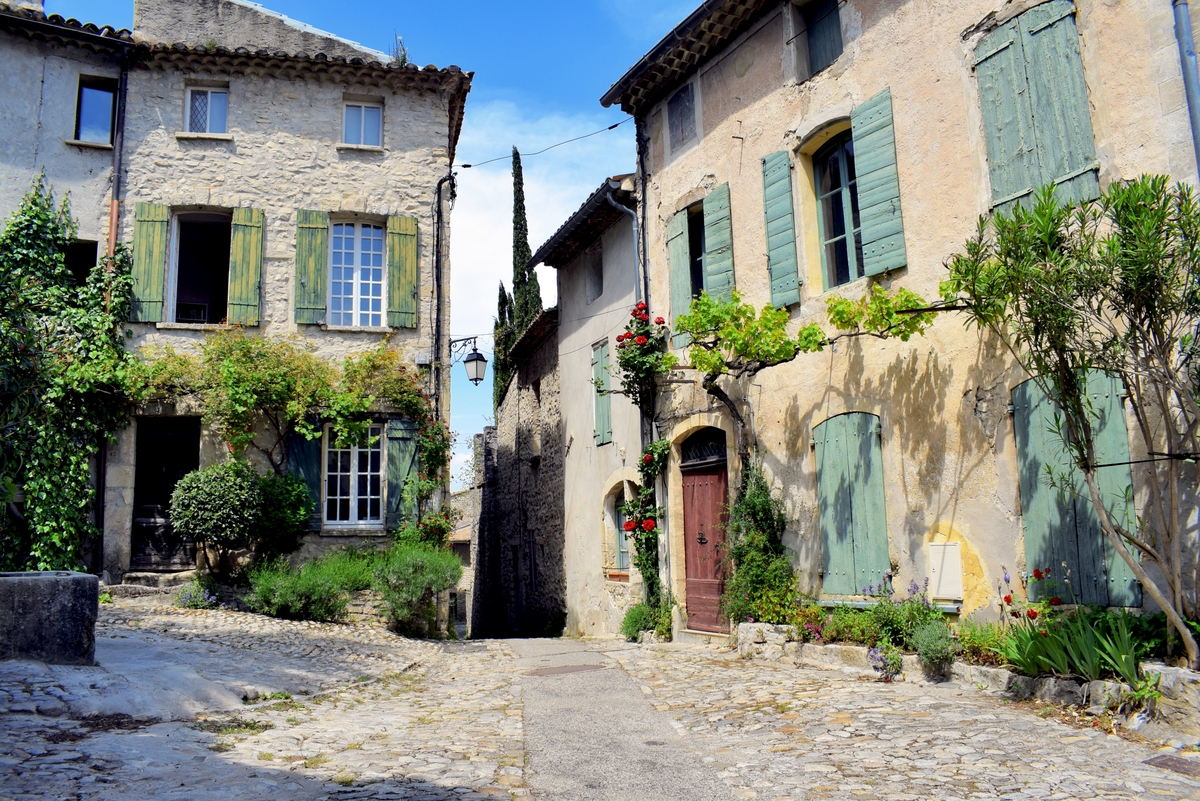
(107, 51, 128, 257)
(1175, 0, 1200, 176)
(432, 171, 457, 422)
(605, 187, 642, 304)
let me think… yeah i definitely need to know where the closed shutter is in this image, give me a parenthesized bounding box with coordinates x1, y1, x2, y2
(286, 430, 323, 531)
(387, 215, 418, 328)
(1084, 372, 1140, 606)
(761, 151, 801, 308)
(385, 419, 420, 531)
(846, 412, 890, 589)
(592, 341, 612, 445)
(701, 183, 735, 302)
(666, 210, 691, 348)
(130, 202, 168, 322)
(294, 210, 328, 324)
(815, 415, 855, 594)
(851, 88, 907, 277)
(975, 20, 1041, 211)
(228, 207, 263, 326)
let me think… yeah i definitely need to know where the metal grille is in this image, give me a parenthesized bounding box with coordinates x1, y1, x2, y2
(681, 428, 727, 465)
(189, 91, 208, 133)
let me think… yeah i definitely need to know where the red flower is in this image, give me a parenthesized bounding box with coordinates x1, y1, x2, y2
(655, 317, 665, 325)
(1049, 596, 1062, 606)
(623, 520, 636, 532)
(1040, 630, 1049, 637)
(1027, 609, 1038, 620)
(642, 519, 656, 531)
(1003, 594, 1012, 605)
(636, 302, 647, 311)
(1032, 569, 1044, 580)
(635, 335, 648, 345)
(643, 453, 653, 464)
(1010, 611, 1020, 619)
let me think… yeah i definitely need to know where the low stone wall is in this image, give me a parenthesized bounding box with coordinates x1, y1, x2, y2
(0, 571, 98, 665)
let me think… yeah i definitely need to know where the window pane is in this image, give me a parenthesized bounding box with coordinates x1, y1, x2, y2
(828, 238, 850, 287)
(843, 138, 856, 184)
(824, 186, 846, 240)
(363, 106, 381, 146)
(343, 105, 362, 144)
(208, 91, 228, 133)
(77, 86, 114, 143)
(817, 148, 841, 195)
(189, 90, 208, 133)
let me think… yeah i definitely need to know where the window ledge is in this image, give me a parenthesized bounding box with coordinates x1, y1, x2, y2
(605, 571, 630, 583)
(156, 321, 243, 331)
(320, 324, 393, 333)
(336, 143, 385, 153)
(175, 132, 234, 141)
(64, 139, 112, 150)
(320, 526, 388, 538)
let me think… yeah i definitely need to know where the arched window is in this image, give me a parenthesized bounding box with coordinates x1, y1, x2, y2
(813, 131, 863, 288)
(605, 484, 636, 578)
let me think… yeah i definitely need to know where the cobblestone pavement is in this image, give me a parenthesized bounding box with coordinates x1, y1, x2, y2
(1, 599, 1199, 800)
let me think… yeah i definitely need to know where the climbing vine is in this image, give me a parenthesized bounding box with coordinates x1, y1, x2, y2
(613, 302, 676, 414)
(619, 438, 670, 603)
(0, 178, 136, 570)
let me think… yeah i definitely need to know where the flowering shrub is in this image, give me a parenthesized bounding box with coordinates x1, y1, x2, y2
(176, 577, 219, 610)
(613, 302, 676, 414)
(868, 641, 903, 679)
(619, 439, 670, 606)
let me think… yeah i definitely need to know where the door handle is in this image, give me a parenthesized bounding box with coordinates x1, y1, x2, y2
(697, 528, 708, 545)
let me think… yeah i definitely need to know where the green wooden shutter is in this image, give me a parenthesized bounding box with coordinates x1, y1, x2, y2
(385, 419, 420, 531)
(851, 88, 907, 277)
(286, 430, 323, 531)
(815, 415, 855, 594)
(667, 210, 691, 348)
(294, 210, 328, 325)
(592, 341, 612, 445)
(761, 151, 801, 308)
(701, 183, 735, 302)
(131, 202, 168, 322)
(847, 413, 890, 590)
(1018, 0, 1100, 206)
(975, 18, 1042, 211)
(1084, 372, 1140, 606)
(387, 216, 418, 328)
(228, 207, 263, 326)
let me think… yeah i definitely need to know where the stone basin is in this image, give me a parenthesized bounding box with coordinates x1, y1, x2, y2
(0, 570, 98, 665)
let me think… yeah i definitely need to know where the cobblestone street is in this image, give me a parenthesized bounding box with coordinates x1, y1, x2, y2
(1, 600, 1199, 800)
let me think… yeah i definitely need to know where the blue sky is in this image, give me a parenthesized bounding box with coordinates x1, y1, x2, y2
(46, 0, 693, 487)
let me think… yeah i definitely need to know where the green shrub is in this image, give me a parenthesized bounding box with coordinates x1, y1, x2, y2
(912, 620, 957, 670)
(176, 576, 219, 610)
(373, 544, 462, 636)
(621, 603, 656, 642)
(307, 547, 385, 592)
(822, 606, 881, 646)
(868, 579, 944, 650)
(720, 465, 793, 625)
(957, 616, 1004, 665)
(245, 558, 347, 622)
(255, 473, 312, 560)
(868, 641, 903, 678)
(170, 460, 262, 570)
(791, 601, 828, 642)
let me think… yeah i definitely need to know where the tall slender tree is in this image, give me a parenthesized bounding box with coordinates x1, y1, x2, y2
(492, 282, 515, 408)
(511, 147, 541, 332)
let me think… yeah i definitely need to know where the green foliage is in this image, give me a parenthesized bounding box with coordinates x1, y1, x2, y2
(510, 148, 541, 333)
(673, 290, 798, 378)
(621, 602, 656, 641)
(0, 178, 135, 570)
(912, 620, 958, 670)
(618, 439, 671, 605)
(303, 547, 387, 593)
(245, 557, 348, 622)
(823, 606, 882, 647)
(613, 302, 677, 413)
(373, 543, 462, 636)
(255, 473, 313, 560)
(176, 576, 219, 610)
(492, 283, 515, 408)
(957, 616, 1005, 666)
(170, 460, 263, 551)
(824, 285, 936, 344)
(720, 464, 795, 625)
(392, 501, 460, 549)
(791, 600, 828, 642)
(868, 579, 944, 650)
(868, 641, 903, 678)
(1000, 608, 1148, 685)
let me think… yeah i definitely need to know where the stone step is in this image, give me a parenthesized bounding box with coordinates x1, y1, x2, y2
(672, 627, 730, 646)
(121, 570, 196, 588)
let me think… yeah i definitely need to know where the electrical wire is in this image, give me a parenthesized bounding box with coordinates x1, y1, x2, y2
(460, 118, 632, 168)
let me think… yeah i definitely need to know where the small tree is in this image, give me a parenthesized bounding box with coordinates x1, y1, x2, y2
(170, 459, 263, 577)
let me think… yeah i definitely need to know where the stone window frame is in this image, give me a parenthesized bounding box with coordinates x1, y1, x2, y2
(184, 86, 230, 135)
(326, 215, 388, 328)
(321, 422, 387, 529)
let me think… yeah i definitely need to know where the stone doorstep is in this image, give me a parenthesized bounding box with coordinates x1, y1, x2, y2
(120, 570, 197, 589)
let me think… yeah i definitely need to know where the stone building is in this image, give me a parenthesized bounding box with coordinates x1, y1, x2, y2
(447, 432, 484, 636)
(596, 0, 1199, 633)
(0, 0, 470, 581)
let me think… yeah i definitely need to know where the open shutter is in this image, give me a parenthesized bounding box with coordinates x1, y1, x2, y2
(666, 210, 691, 348)
(975, 19, 1042, 212)
(815, 415, 855, 594)
(228, 207, 263, 325)
(762, 151, 801, 307)
(294, 210, 328, 325)
(385, 419, 420, 531)
(286, 431, 323, 531)
(851, 89, 907, 277)
(1018, 0, 1099, 205)
(701, 183, 735, 301)
(131, 202, 168, 322)
(387, 216, 418, 328)
(847, 413, 890, 590)
(592, 341, 612, 445)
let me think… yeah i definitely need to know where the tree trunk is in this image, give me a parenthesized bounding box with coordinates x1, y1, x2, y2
(701, 376, 751, 485)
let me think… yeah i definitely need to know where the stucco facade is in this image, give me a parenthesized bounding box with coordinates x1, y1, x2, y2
(602, 0, 1199, 629)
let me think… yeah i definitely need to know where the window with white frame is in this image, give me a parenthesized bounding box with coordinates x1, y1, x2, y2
(329, 221, 385, 326)
(343, 103, 382, 146)
(187, 88, 228, 134)
(325, 425, 384, 525)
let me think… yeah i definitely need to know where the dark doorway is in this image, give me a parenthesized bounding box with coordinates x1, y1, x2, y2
(64, 240, 98, 287)
(681, 428, 729, 633)
(687, 204, 705, 297)
(131, 417, 201, 571)
(175, 214, 231, 324)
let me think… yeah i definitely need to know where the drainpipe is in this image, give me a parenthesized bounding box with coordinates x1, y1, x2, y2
(432, 171, 457, 422)
(107, 51, 128, 258)
(605, 187, 641, 305)
(1175, 0, 1200, 175)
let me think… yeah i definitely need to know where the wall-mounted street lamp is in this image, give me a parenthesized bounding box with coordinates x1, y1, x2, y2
(450, 336, 488, 386)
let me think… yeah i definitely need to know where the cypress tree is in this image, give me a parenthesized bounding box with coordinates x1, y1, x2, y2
(511, 147, 541, 332)
(492, 281, 515, 408)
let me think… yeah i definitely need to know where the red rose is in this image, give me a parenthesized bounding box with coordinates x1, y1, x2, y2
(643, 453, 653, 464)
(1032, 569, 1043, 580)
(1003, 594, 1012, 605)
(642, 519, 655, 531)
(655, 317, 665, 325)
(623, 520, 636, 532)
(1049, 596, 1062, 606)
(641, 312, 650, 321)
(1010, 611, 1020, 619)
(1040, 630, 1049, 637)
(635, 335, 648, 345)
(1027, 609, 1038, 620)
(636, 302, 647, 311)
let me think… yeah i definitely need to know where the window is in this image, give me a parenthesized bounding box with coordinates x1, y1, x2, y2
(592, 340, 612, 445)
(803, 0, 843, 75)
(974, 1, 1099, 212)
(584, 246, 603, 305)
(325, 424, 384, 525)
(64, 240, 98, 287)
(172, 212, 232, 324)
(186, 88, 228, 134)
(614, 502, 630, 572)
(666, 184, 735, 345)
(666, 83, 696, 153)
(686, 204, 705, 299)
(813, 131, 863, 288)
(329, 222, 385, 327)
(75, 77, 116, 144)
(343, 103, 382, 146)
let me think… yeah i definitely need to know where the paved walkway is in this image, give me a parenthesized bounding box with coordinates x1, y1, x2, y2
(1, 599, 1198, 800)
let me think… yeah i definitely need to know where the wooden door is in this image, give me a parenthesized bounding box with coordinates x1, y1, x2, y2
(682, 464, 728, 632)
(131, 417, 201, 571)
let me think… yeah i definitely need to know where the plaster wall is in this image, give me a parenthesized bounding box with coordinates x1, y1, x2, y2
(640, 0, 1199, 622)
(557, 216, 644, 637)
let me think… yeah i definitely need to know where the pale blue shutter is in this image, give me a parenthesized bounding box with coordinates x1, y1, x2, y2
(975, 19, 1041, 211)
(851, 88, 907, 277)
(762, 151, 801, 307)
(385, 420, 420, 531)
(701, 183, 734, 302)
(286, 431, 323, 531)
(592, 341, 612, 445)
(815, 415, 855, 594)
(667, 210, 691, 348)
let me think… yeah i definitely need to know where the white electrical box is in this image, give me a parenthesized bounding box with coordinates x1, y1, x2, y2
(927, 542, 964, 602)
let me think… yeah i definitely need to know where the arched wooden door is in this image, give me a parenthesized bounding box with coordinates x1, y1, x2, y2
(681, 429, 729, 632)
